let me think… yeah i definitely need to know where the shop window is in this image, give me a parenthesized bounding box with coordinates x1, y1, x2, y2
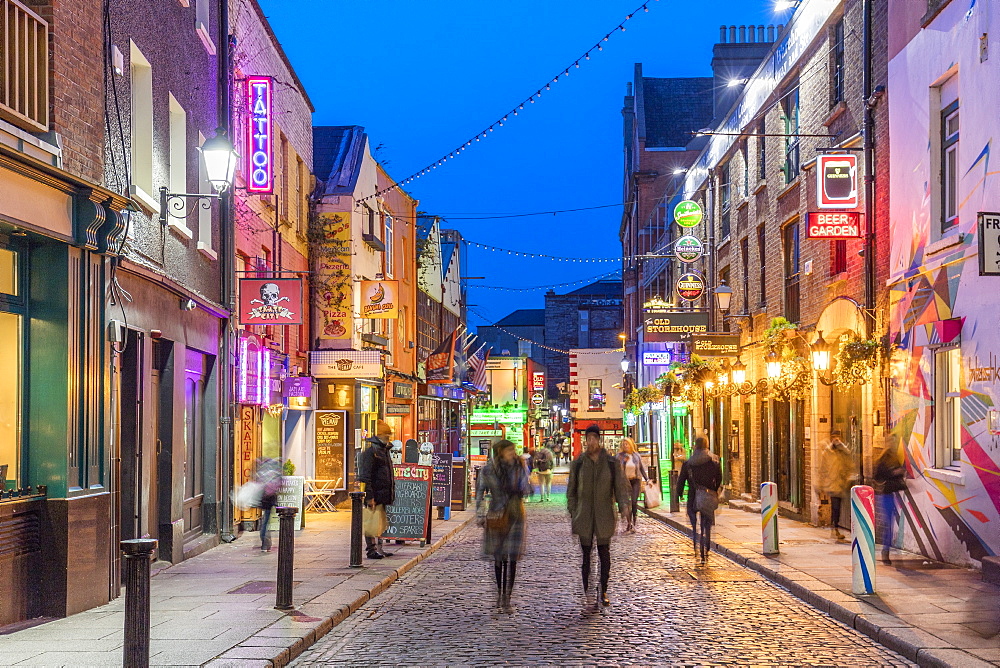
(934, 346, 962, 468)
(588, 379, 605, 412)
(0, 247, 23, 490)
(359, 385, 380, 438)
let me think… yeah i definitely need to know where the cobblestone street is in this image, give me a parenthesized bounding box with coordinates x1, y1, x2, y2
(294, 484, 915, 667)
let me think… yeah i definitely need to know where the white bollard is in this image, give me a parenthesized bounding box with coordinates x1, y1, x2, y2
(761, 481, 779, 555)
(851, 485, 876, 595)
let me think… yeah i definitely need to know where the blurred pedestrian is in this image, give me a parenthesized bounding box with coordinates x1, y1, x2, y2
(615, 437, 648, 533)
(534, 441, 555, 501)
(818, 430, 854, 540)
(521, 447, 535, 500)
(357, 421, 396, 559)
(568, 425, 630, 608)
(254, 456, 282, 552)
(561, 438, 571, 467)
(874, 442, 907, 564)
(476, 439, 530, 613)
(677, 436, 722, 565)
(671, 441, 687, 474)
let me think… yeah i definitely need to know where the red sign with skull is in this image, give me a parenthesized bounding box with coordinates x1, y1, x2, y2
(239, 278, 303, 325)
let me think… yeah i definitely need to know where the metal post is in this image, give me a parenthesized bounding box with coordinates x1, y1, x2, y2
(761, 481, 779, 555)
(669, 469, 680, 513)
(851, 485, 876, 595)
(121, 538, 157, 668)
(274, 506, 298, 610)
(349, 491, 365, 568)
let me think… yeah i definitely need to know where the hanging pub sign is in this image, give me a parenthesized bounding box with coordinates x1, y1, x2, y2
(806, 212, 862, 239)
(360, 280, 399, 319)
(816, 154, 858, 209)
(673, 200, 703, 228)
(237, 333, 270, 405)
(240, 278, 302, 325)
(246, 76, 273, 194)
(675, 272, 706, 301)
(642, 309, 709, 342)
(675, 235, 704, 263)
(691, 334, 740, 357)
(281, 376, 312, 398)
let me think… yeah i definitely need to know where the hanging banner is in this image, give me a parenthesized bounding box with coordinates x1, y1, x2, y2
(673, 200, 703, 228)
(239, 278, 302, 325)
(643, 310, 709, 342)
(675, 235, 705, 263)
(676, 272, 706, 302)
(245, 76, 273, 194)
(816, 154, 858, 209)
(360, 280, 399, 319)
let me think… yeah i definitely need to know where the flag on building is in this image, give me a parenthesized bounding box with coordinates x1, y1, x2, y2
(426, 328, 458, 384)
(468, 343, 491, 392)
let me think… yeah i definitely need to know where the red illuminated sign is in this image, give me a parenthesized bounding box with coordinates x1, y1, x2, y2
(246, 76, 273, 194)
(816, 154, 858, 209)
(806, 212, 862, 239)
(239, 278, 303, 325)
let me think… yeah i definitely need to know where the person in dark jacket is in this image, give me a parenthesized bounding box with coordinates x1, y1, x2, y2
(568, 425, 631, 608)
(874, 442, 907, 564)
(356, 421, 396, 559)
(677, 436, 723, 564)
(476, 439, 531, 613)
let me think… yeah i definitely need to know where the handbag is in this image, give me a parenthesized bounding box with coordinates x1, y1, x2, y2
(695, 486, 719, 514)
(484, 507, 510, 533)
(644, 480, 662, 509)
(362, 504, 388, 537)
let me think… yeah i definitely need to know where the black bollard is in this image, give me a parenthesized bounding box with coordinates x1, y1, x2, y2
(349, 491, 365, 568)
(274, 506, 298, 611)
(121, 538, 157, 668)
(669, 469, 680, 513)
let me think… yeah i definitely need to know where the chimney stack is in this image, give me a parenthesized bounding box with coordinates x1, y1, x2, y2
(720, 25, 727, 43)
(739, 25, 747, 42)
(626, 82, 633, 96)
(758, 25, 766, 42)
(767, 24, 775, 41)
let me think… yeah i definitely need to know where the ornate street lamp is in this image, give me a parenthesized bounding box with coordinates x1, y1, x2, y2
(766, 352, 783, 379)
(811, 331, 832, 372)
(159, 129, 238, 225)
(731, 357, 747, 385)
(714, 283, 733, 312)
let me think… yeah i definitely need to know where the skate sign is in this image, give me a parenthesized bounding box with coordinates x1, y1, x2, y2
(382, 464, 432, 541)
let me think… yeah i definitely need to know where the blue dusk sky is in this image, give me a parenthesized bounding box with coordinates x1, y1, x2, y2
(258, 0, 781, 327)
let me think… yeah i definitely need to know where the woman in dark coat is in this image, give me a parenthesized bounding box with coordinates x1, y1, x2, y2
(677, 436, 722, 564)
(476, 439, 530, 613)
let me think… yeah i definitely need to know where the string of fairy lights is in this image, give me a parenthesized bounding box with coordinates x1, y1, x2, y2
(466, 240, 619, 264)
(357, 0, 659, 204)
(473, 269, 621, 292)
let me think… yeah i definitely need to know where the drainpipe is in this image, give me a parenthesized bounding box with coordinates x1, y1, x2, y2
(219, 0, 236, 542)
(862, 0, 875, 336)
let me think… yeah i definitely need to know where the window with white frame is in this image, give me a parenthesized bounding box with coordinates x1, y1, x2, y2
(195, 0, 215, 54)
(167, 94, 190, 236)
(384, 214, 394, 277)
(196, 131, 216, 258)
(129, 42, 154, 206)
(934, 346, 963, 467)
(941, 101, 960, 232)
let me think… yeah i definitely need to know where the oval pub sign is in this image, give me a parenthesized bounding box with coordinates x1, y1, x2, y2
(676, 272, 706, 301)
(674, 200, 703, 228)
(675, 235, 704, 263)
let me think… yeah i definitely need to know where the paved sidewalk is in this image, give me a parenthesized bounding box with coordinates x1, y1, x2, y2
(0, 507, 474, 667)
(646, 503, 1000, 667)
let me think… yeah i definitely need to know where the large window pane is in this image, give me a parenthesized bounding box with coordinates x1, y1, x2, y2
(0, 312, 21, 488)
(0, 248, 17, 296)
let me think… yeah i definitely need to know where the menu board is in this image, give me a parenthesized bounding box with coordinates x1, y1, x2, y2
(267, 476, 305, 531)
(431, 453, 453, 507)
(382, 464, 431, 541)
(451, 457, 466, 511)
(314, 410, 347, 488)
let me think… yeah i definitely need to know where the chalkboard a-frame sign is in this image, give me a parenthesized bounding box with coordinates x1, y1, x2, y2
(382, 464, 432, 541)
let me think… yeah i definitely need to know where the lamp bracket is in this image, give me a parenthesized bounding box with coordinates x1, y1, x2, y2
(723, 313, 754, 332)
(159, 186, 221, 226)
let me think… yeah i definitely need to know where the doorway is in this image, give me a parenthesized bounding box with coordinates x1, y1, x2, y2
(832, 385, 863, 483)
(182, 349, 209, 541)
(119, 330, 153, 543)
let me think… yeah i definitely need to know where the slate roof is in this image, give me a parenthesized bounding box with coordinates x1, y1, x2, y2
(313, 126, 367, 196)
(441, 241, 457, 279)
(563, 279, 623, 298)
(496, 309, 545, 327)
(641, 77, 715, 148)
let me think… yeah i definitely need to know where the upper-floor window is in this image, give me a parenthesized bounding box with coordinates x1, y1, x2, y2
(0, 0, 49, 133)
(830, 19, 846, 106)
(740, 237, 750, 313)
(934, 346, 962, 468)
(167, 94, 190, 236)
(719, 162, 732, 239)
(783, 221, 800, 323)
(129, 42, 154, 204)
(781, 86, 800, 183)
(195, 0, 216, 54)
(757, 224, 767, 307)
(719, 266, 731, 332)
(831, 239, 847, 275)
(757, 121, 767, 182)
(384, 214, 394, 278)
(941, 100, 960, 232)
(588, 379, 605, 412)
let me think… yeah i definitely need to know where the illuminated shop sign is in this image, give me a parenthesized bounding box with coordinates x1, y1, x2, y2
(246, 76, 273, 194)
(816, 154, 858, 209)
(643, 310, 709, 343)
(806, 212, 862, 239)
(642, 351, 673, 366)
(238, 333, 271, 405)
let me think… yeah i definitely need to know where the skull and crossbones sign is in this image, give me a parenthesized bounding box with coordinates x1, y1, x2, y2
(251, 283, 290, 306)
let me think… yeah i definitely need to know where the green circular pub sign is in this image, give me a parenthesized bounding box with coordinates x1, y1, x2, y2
(673, 200, 703, 228)
(675, 235, 704, 263)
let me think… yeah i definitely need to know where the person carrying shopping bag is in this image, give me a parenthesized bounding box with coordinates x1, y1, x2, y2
(476, 439, 531, 613)
(356, 421, 396, 559)
(677, 436, 722, 565)
(615, 437, 648, 533)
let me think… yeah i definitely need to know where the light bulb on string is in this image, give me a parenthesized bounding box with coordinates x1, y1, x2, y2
(603, 35, 609, 41)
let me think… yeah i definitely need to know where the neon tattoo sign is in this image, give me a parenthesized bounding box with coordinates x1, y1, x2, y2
(246, 76, 273, 194)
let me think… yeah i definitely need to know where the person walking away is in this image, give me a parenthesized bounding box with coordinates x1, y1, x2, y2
(615, 437, 648, 533)
(568, 425, 631, 608)
(818, 430, 854, 540)
(476, 439, 530, 613)
(561, 439, 571, 467)
(521, 447, 535, 500)
(255, 457, 282, 552)
(677, 436, 722, 565)
(356, 421, 397, 559)
(874, 441, 907, 564)
(534, 442, 555, 501)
